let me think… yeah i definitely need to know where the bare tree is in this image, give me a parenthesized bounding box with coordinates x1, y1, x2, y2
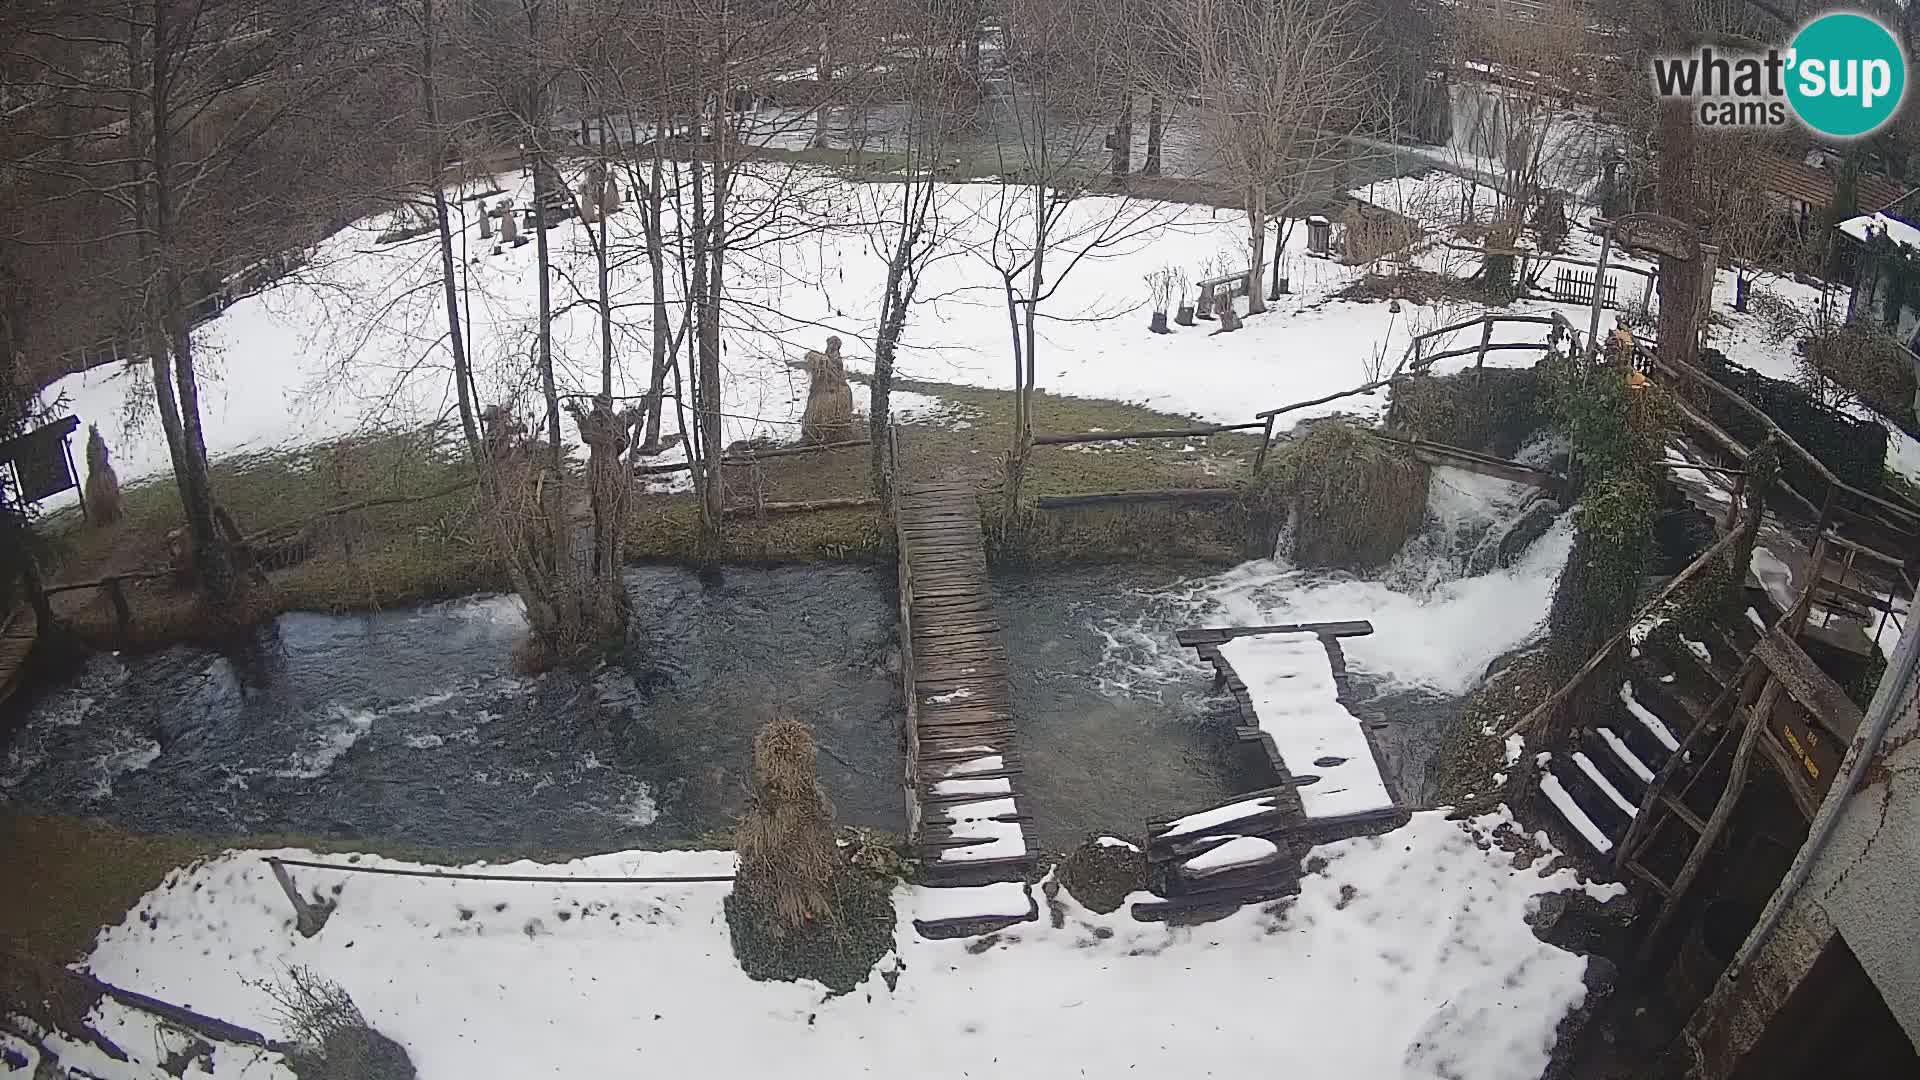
(985, 0, 1172, 514)
(859, 3, 969, 506)
(1141, 0, 1380, 316)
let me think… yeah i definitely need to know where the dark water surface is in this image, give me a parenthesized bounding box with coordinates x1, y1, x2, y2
(4, 562, 1468, 857)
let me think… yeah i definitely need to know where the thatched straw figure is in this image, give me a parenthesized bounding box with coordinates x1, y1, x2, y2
(83, 424, 122, 526)
(733, 716, 839, 935)
(799, 336, 857, 446)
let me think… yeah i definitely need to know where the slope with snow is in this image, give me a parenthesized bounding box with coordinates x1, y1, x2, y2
(46, 809, 1621, 1080)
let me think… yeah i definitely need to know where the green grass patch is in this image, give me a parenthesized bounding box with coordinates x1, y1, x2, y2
(33, 381, 1264, 645)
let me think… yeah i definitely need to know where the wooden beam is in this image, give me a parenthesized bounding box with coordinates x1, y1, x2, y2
(1635, 680, 1781, 969)
(1255, 377, 1393, 419)
(1175, 621, 1375, 646)
(1032, 488, 1238, 509)
(1755, 629, 1865, 741)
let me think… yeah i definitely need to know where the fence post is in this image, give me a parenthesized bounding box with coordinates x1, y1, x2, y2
(1252, 415, 1276, 475)
(102, 576, 133, 637)
(1583, 229, 1613, 364)
(267, 858, 336, 938)
(1475, 319, 1494, 372)
(1723, 470, 1746, 534)
(1814, 484, 1839, 539)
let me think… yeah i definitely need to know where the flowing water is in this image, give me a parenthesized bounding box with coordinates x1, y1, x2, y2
(3, 469, 1573, 853)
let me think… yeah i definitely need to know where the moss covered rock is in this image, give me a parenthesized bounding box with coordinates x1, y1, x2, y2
(725, 866, 896, 994)
(1061, 836, 1148, 914)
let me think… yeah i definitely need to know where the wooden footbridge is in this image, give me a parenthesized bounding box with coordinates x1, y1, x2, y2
(894, 480, 1039, 936)
(0, 606, 36, 712)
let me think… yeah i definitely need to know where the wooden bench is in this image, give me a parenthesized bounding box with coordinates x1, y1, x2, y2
(1193, 269, 1254, 321)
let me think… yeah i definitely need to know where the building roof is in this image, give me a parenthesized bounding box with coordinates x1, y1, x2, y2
(1837, 212, 1920, 251)
(1757, 153, 1905, 212)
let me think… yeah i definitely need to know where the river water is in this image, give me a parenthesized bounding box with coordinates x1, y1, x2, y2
(3, 469, 1572, 855)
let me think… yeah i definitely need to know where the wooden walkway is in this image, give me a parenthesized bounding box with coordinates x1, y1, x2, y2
(1139, 622, 1410, 920)
(0, 606, 37, 712)
(895, 480, 1038, 923)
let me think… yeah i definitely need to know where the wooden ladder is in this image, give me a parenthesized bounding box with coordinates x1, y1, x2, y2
(1616, 619, 1863, 966)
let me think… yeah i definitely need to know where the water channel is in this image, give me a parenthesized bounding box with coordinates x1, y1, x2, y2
(3, 472, 1572, 857)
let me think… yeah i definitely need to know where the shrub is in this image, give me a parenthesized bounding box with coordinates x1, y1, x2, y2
(1801, 324, 1918, 431)
(1252, 421, 1430, 570)
(258, 966, 414, 1080)
(1689, 348, 1889, 497)
(1387, 366, 1548, 457)
(1546, 471, 1655, 673)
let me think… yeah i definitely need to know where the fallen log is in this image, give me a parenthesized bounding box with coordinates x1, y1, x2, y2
(721, 495, 879, 517)
(1033, 488, 1238, 509)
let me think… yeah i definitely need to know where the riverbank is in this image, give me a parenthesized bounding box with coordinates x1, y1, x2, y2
(36, 380, 1260, 649)
(6, 809, 1621, 1080)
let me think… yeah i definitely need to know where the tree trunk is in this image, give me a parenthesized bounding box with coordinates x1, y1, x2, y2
(421, 0, 481, 463)
(641, 122, 671, 451)
(1246, 188, 1268, 315)
(1110, 93, 1132, 182)
(146, 0, 236, 608)
(1654, 94, 1701, 370)
(692, 105, 725, 539)
(871, 257, 909, 506)
(812, 30, 831, 149)
(1144, 95, 1163, 177)
(598, 133, 613, 399)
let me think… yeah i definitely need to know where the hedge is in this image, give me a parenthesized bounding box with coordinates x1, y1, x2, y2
(1687, 348, 1887, 498)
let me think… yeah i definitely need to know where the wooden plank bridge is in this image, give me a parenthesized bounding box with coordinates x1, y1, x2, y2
(894, 480, 1039, 935)
(1135, 621, 1411, 921)
(0, 606, 37, 712)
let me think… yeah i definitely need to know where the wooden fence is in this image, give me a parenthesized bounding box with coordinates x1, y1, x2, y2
(1553, 267, 1620, 310)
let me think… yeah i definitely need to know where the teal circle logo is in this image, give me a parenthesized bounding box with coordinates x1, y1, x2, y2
(1787, 12, 1906, 137)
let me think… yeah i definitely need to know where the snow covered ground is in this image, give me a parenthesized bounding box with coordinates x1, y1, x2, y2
(36, 158, 1918, 514)
(15, 809, 1622, 1079)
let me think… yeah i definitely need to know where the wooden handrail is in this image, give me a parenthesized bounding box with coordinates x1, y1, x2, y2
(1407, 313, 1561, 346)
(42, 569, 173, 596)
(1255, 377, 1395, 419)
(1655, 355, 1920, 530)
(1501, 526, 1746, 739)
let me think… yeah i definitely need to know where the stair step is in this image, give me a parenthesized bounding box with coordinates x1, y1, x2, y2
(1540, 770, 1614, 855)
(1596, 727, 1656, 785)
(1571, 751, 1639, 819)
(1618, 682, 1681, 753)
(1581, 729, 1648, 796)
(1549, 758, 1630, 838)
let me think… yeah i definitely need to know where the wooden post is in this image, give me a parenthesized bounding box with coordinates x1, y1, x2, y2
(1252, 415, 1277, 474)
(1475, 319, 1495, 371)
(1814, 484, 1839, 539)
(1584, 228, 1613, 365)
(267, 858, 335, 937)
(1790, 535, 1828, 638)
(1723, 470, 1746, 534)
(104, 576, 132, 636)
